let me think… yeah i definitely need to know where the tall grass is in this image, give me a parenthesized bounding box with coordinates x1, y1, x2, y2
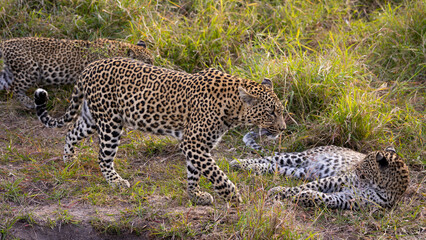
(365, 0, 426, 83)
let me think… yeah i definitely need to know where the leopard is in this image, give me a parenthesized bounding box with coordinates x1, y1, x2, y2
(0, 37, 153, 108)
(231, 132, 410, 209)
(34, 57, 286, 205)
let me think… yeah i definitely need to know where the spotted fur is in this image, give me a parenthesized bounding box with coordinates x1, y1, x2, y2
(232, 136, 409, 209)
(0, 37, 153, 108)
(233, 134, 365, 179)
(34, 57, 286, 205)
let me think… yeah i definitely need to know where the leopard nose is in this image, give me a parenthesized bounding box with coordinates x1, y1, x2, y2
(278, 115, 286, 131)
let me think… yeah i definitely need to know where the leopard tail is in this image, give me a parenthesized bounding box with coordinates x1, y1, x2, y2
(34, 82, 83, 128)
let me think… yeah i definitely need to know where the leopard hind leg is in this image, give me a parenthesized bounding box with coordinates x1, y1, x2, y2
(63, 101, 96, 162)
(96, 118, 129, 188)
(12, 61, 41, 108)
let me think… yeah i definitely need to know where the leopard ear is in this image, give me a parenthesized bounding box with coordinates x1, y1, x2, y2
(385, 146, 396, 153)
(239, 86, 258, 106)
(376, 152, 389, 169)
(136, 40, 146, 48)
(262, 78, 273, 90)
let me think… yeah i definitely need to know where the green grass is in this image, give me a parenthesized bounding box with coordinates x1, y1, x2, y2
(0, 0, 425, 239)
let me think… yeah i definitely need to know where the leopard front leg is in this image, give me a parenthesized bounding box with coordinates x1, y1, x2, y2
(269, 175, 347, 200)
(186, 160, 214, 205)
(181, 137, 242, 205)
(277, 189, 359, 210)
(243, 131, 263, 151)
(230, 158, 274, 175)
(268, 186, 297, 200)
(230, 157, 312, 179)
(269, 175, 359, 209)
(268, 175, 349, 200)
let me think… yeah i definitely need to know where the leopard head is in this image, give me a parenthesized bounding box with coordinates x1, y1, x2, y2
(92, 39, 154, 65)
(355, 147, 409, 201)
(126, 40, 154, 65)
(239, 78, 286, 138)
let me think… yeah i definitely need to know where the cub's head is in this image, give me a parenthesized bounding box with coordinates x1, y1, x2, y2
(126, 40, 154, 65)
(95, 38, 154, 65)
(239, 78, 286, 138)
(356, 147, 409, 204)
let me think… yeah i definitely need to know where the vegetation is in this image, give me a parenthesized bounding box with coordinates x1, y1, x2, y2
(0, 0, 424, 239)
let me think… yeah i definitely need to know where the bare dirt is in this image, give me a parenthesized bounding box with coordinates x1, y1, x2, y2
(10, 221, 149, 240)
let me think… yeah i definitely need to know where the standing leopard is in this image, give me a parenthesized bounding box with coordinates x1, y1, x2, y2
(231, 132, 409, 209)
(34, 57, 286, 205)
(0, 37, 153, 108)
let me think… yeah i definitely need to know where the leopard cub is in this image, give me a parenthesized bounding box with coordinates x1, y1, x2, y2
(231, 131, 409, 209)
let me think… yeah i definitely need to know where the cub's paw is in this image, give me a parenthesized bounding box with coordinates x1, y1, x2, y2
(246, 163, 268, 175)
(229, 160, 261, 174)
(268, 186, 287, 200)
(229, 159, 242, 170)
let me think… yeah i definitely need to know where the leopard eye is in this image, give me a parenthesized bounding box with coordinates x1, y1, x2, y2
(266, 106, 275, 115)
(263, 115, 274, 124)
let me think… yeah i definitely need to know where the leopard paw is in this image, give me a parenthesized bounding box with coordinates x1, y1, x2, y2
(190, 191, 214, 205)
(268, 186, 287, 200)
(109, 178, 130, 188)
(229, 159, 242, 170)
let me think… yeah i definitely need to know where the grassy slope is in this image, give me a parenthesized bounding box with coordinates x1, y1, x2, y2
(0, 0, 424, 239)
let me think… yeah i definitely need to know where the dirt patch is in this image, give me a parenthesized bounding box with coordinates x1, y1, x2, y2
(10, 220, 149, 240)
(4, 196, 216, 239)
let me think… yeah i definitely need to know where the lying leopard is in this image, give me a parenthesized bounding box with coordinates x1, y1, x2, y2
(0, 37, 153, 108)
(34, 57, 286, 205)
(231, 132, 409, 209)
